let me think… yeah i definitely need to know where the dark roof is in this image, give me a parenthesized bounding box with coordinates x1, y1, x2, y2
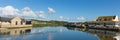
(0, 17, 25, 22)
(21, 19, 25, 22)
(96, 16, 116, 21)
(0, 17, 12, 22)
(98, 16, 116, 19)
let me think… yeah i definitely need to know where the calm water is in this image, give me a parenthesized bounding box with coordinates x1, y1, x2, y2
(0, 26, 119, 40)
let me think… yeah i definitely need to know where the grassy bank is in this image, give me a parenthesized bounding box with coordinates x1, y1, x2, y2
(32, 20, 68, 27)
(32, 24, 64, 27)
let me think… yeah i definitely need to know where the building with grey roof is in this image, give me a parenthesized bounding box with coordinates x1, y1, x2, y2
(0, 16, 32, 28)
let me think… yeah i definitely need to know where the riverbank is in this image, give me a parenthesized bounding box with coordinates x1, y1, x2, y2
(65, 22, 120, 31)
(32, 24, 64, 27)
(65, 24, 120, 31)
(32, 19, 68, 27)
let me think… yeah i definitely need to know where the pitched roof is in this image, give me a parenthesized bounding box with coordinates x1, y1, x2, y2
(0, 17, 12, 22)
(0, 16, 25, 22)
(96, 16, 116, 21)
(98, 16, 116, 19)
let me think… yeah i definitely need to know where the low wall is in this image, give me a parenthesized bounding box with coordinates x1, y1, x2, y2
(1, 25, 32, 28)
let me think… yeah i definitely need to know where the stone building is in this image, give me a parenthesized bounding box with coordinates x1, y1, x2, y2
(0, 16, 32, 28)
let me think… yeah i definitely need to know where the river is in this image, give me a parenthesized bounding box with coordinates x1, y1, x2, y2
(0, 26, 119, 40)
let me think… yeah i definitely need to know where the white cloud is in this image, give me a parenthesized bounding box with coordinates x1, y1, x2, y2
(59, 16, 63, 20)
(0, 7, 2, 13)
(58, 16, 86, 22)
(65, 18, 70, 20)
(48, 7, 56, 14)
(0, 5, 54, 19)
(59, 16, 70, 21)
(0, 5, 40, 19)
(77, 17, 85, 20)
(0, 5, 20, 16)
(37, 11, 46, 18)
(22, 7, 37, 18)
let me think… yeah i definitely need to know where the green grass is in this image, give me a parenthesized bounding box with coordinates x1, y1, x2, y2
(32, 19, 68, 27)
(32, 23, 65, 27)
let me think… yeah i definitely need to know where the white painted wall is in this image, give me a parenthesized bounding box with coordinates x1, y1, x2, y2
(113, 16, 119, 21)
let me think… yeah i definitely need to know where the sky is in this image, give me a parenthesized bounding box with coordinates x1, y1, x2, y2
(0, 0, 120, 22)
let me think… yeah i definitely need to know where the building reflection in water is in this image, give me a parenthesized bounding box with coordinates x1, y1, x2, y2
(66, 27, 119, 40)
(0, 27, 32, 40)
(0, 27, 31, 35)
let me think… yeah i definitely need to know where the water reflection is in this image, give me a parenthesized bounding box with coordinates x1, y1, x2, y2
(48, 32, 53, 40)
(0, 26, 99, 40)
(0, 27, 31, 35)
(0, 27, 31, 40)
(29, 26, 98, 40)
(66, 27, 118, 40)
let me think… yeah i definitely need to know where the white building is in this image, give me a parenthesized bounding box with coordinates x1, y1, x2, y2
(87, 16, 120, 28)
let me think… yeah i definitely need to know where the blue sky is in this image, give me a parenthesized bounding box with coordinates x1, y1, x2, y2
(0, 0, 120, 22)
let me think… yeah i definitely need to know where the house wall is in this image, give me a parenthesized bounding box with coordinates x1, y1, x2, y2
(1, 22, 10, 25)
(115, 22, 120, 27)
(0, 22, 11, 27)
(88, 16, 120, 27)
(113, 16, 119, 21)
(88, 23, 118, 27)
(11, 17, 22, 26)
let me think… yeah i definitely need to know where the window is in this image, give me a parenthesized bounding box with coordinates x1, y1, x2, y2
(21, 21, 23, 25)
(16, 21, 18, 25)
(104, 18, 107, 21)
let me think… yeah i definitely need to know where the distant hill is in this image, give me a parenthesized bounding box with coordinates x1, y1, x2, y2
(31, 19, 68, 27)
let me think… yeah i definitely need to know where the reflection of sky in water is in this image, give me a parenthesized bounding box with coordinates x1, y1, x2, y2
(0, 26, 98, 40)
